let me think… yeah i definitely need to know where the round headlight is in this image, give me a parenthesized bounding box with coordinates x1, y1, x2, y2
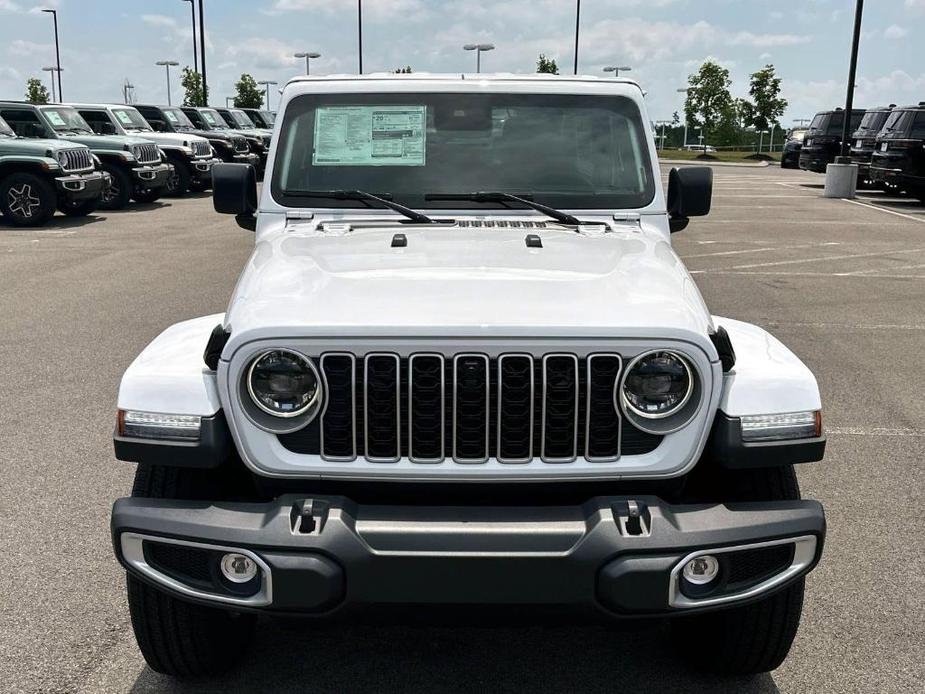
(55, 150, 69, 167)
(247, 349, 321, 418)
(620, 351, 693, 419)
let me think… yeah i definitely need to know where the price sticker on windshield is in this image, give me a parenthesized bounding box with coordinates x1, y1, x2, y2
(313, 105, 426, 166)
(45, 111, 66, 127)
(881, 143, 889, 152)
(115, 110, 133, 125)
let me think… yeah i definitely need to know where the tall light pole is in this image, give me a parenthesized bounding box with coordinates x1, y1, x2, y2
(198, 0, 207, 105)
(41, 9, 62, 101)
(226, 96, 234, 107)
(258, 80, 277, 112)
(677, 87, 690, 148)
(793, 118, 810, 128)
(294, 51, 321, 75)
(839, 0, 864, 158)
(463, 43, 494, 73)
(156, 60, 179, 105)
(41, 67, 59, 103)
(603, 66, 631, 77)
(357, 0, 363, 74)
(573, 0, 580, 75)
(180, 0, 198, 74)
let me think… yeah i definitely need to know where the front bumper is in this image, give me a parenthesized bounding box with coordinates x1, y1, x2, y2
(112, 494, 825, 618)
(131, 163, 172, 190)
(232, 152, 259, 167)
(799, 152, 832, 173)
(54, 170, 107, 201)
(190, 157, 220, 181)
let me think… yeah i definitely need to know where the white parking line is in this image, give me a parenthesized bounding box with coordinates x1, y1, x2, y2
(839, 262, 925, 276)
(692, 270, 925, 279)
(689, 246, 925, 273)
(682, 242, 840, 259)
(764, 320, 925, 331)
(843, 198, 925, 224)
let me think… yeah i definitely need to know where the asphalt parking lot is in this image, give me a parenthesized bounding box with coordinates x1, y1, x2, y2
(1, 164, 923, 694)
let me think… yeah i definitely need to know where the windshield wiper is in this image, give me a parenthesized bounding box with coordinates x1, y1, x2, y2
(285, 189, 436, 224)
(425, 191, 583, 226)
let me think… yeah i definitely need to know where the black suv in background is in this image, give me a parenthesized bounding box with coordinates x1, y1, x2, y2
(241, 108, 275, 129)
(870, 104, 925, 200)
(780, 128, 807, 169)
(134, 105, 257, 174)
(799, 108, 865, 173)
(849, 106, 895, 185)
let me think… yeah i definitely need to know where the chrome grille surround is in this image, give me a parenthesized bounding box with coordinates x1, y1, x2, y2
(191, 140, 212, 159)
(133, 143, 160, 165)
(220, 338, 720, 482)
(61, 148, 93, 173)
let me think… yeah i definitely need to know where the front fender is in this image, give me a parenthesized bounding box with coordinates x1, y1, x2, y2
(117, 314, 224, 417)
(712, 316, 821, 417)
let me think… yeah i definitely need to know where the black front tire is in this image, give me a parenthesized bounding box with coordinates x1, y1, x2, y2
(57, 197, 99, 217)
(0, 172, 57, 227)
(125, 465, 256, 678)
(164, 161, 192, 197)
(99, 164, 132, 210)
(671, 466, 806, 675)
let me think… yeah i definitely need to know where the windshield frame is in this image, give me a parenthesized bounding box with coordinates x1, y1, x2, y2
(0, 116, 15, 137)
(270, 90, 657, 212)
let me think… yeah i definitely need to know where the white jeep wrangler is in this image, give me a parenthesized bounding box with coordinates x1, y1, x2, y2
(111, 74, 826, 678)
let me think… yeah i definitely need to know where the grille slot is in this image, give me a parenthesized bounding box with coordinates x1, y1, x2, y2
(191, 140, 212, 158)
(453, 354, 490, 462)
(541, 354, 579, 462)
(364, 354, 401, 462)
(279, 352, 664, 463)
(61, 148, 92, 173)
(409, 354, 445, 463)
(497, 354, 534, 463)
(320, 354, 356, 461)
(135, 143, 160, 164)
(586, 355, 622, 461)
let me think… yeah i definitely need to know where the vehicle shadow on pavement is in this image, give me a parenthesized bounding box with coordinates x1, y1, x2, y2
(0, 214, 104, 230)
(129, 620, 780, 694)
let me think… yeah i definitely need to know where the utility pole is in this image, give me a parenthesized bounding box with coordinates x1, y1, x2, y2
(41, 67, 58, 103)
(181, 0, 198, 74)
(677, 88, 690, 148)
(839, 0, 864, 157)
(156, 60, 179, 106)
(41, 9, 62, 101)
(198, 0, 207, 106)
(573, 0, 580, 75)
(294, 52, 321, 75)
(463, 44, 494, 73)
(258, 80, 277, 112)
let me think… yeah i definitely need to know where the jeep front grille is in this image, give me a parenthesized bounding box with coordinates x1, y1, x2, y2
(61, 148, 92, 173)
(232, 136, 249, 153)
(279, 352, 662, 463)
(191, 140, 212, 158)
(135, 143, 160, 165)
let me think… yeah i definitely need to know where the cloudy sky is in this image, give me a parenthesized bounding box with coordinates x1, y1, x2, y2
(0, 0, 920, 125)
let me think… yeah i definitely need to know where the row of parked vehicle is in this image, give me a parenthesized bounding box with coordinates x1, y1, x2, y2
(781, 102, 925, 200)
(0, 101, 275, 227)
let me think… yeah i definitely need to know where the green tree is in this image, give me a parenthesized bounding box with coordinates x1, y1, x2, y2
(684, 60, 736, 146)
(536, 54, 559, 74)
(393, 66, 412, 73)
(741, 64, 788, 132)
(233, 73, 264, 108)
(180, 67, 205, 107)
(25, 77, 50, 104)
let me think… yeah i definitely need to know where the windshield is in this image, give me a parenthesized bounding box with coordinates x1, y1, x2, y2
(199, 109, 226, 128)
(788, 129, 806, 142)
(856, 110, 890, 135)
(882, 110, 913, 135)
(40, 107, 94, 134)
(111, 107, 152, 132)
(230, 109, 256, 128)
(162, 107, 195, 131)
(0, 116, 14, 137)
(271, 92, 655, 210)
(259, 110, 275, 126)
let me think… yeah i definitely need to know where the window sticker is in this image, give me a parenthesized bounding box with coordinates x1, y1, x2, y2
(165, 111, 179, 123)
(114, 110, 133, 125)
(203, 111, 219, 125)
(313, 105, 426, 166)
(45, 111, 66, 127)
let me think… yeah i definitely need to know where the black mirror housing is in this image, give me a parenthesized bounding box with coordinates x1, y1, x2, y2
(213, 163, 258, 231)
(667, 166, 713, 233)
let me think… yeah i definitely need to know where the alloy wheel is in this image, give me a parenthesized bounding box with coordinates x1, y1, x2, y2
(8, 183, 41, 219)
(102, 179, 120, 204)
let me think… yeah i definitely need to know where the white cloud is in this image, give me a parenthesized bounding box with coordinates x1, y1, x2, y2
(8, 39, 52, 57)
(226, 38, 300, 70)
(0, 1, 22, 11)
(905, 0, 925, 9)
(884, 25, 908, 39)
(726, 32, 810, 48)
(141, 14, 178, 30)
(271, 0, 428, 20)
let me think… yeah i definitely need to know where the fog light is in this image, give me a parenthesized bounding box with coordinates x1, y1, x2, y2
(682, 555, 720, 585)
(220, 553, 258, 583)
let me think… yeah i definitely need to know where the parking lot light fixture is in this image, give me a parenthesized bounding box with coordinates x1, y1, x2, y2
(41, 66, 60, 103)
(180, 0, 198, 74)
(155, 60, 180, 106)
(463, 43, 494, 73)
(603, 66, 631, 77)
(677, 88, 690, 147)
(258, 80, 278, 111)
(41, 9, 62, 101)
(294, 51, 321, 75)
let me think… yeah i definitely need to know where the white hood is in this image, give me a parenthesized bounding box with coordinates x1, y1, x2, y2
(139, 131, 209, 148)
(224, 218, 714, 351)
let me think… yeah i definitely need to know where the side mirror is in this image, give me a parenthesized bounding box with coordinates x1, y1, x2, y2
(151, 120, 166, 132)
(101, 122, 116, 135)
(213, 163, 258, 231)
(666, 166, 712, 233)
